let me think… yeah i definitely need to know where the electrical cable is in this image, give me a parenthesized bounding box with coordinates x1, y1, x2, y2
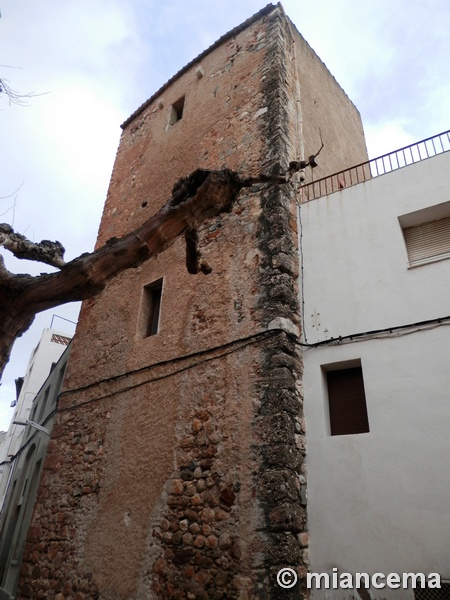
(295, 201, 450, 348)
(59, 328, 282, 400)
(1, 329, 292, 466)
(298, 314, 450, 348)
(6, 315, 449, 463)
(58, 328, 286, 413)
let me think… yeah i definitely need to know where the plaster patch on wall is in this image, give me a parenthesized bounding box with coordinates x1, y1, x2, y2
(253, 106, 268, 119)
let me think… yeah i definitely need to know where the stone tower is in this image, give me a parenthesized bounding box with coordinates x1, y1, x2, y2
(17, 4, 367, 599)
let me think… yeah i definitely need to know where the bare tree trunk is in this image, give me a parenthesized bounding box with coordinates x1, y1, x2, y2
(0, 164, 300, 380)
(1, 168, 286, 380)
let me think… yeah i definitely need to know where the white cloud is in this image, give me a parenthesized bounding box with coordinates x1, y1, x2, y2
(40, 83, 122, 187)
(364, 122, 416, 159)
(0, 0, 142, 429)
(284, 0, 450, 144)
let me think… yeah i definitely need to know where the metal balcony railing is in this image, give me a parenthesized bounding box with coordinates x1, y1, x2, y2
(299, 129, 450, 202)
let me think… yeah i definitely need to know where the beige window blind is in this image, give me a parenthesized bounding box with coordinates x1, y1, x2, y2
(403, 216, 450, 267)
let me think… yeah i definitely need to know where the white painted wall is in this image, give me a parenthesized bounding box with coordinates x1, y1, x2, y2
(300, 152, 450, 600)
(0, 343, 71, 598)
(300, 151, 450, 344)
(0, 328, 71, 508)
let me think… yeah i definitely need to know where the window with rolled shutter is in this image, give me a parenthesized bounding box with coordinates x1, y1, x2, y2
(326, 365, 369, 436)
(403, 216, 450, 267)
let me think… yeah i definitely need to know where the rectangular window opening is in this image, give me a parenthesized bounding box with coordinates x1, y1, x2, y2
(168, 95, 185, 126)
(140, 278, 163, 337)
(324, 362, 369, 436)
(29, 403, 38, 422)
(38, 388, 50, 422)
(403, 217, 450, 267)
(399, 201, 450, 268)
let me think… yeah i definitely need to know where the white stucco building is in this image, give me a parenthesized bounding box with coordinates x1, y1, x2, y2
(300, 131, 450, 599)
(0, 328, 71, 510)
(0, 340, 71, 600)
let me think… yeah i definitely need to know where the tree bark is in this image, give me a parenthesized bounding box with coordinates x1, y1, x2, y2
(0, 163, 301, 380)
(1, 168, 286, 380)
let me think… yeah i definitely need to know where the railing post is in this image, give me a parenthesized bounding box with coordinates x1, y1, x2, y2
(299, 129, 450, 202)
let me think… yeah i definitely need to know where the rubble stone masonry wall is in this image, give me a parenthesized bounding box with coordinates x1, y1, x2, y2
(17, 5, 367, 599)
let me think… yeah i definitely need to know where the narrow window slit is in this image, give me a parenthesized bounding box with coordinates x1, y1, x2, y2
(168, 96, 185, 126)
(140, 278, 163, 337)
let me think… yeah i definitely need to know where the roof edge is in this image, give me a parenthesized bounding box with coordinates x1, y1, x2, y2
(121, 3, 279, 129)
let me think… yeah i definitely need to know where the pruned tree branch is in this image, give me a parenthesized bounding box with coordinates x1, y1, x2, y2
(0, 164, 303, 381)
(0, 224, 66, 268)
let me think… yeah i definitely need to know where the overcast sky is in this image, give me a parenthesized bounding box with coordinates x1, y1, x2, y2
(0, 0, 449, 430)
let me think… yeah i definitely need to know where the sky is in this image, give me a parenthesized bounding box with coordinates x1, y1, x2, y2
(0, 0, 449, 430)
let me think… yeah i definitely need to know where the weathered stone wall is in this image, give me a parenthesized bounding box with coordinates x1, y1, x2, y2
(17, 5, 367, 599)
(253, 11, 306, 598)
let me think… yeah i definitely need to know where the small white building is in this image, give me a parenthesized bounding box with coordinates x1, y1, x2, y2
(300, 131, 450, 599)
(0, 340, 71, 600)
(0, 328, 71, 509)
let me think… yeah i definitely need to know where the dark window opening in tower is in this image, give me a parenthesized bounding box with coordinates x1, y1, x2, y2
(168, 96, 185, 125)
(140, 278, 163, 337)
